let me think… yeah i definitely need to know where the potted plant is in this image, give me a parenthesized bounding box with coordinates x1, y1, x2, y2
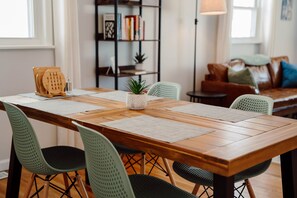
(134, 52, 147, 70)
(126, 78, 149, 110)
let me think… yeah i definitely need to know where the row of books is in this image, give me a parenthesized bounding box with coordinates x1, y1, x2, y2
(103, 13, 145, 40)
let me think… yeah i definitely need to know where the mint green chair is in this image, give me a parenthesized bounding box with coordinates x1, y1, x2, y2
(230, 94, 273, 115)
(147, 81, 181, 100)
(146, 81, 182, 185)
(173, 94, 274, 198)
(73, 121, 196, 198)
(3, 102, 88, 198)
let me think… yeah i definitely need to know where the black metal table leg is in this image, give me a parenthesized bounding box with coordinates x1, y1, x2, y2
(213, 174, 234, 198)
(6, 139, 22, 198)
(281, 149, 297, 198)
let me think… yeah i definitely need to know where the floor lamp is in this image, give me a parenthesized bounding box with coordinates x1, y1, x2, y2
(192, 0, 227, 93)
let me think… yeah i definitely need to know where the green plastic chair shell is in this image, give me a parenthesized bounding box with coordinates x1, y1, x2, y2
(73, 121, 196, 198)
(3, 102, 61, 175)
(3, 102, 88, 197)
(230, 94, 274, 115)
(147, 81, 181, 100)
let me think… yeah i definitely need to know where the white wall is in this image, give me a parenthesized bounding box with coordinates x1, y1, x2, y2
(77, 0, 96, 88)
(161, 0, 218, 100)
(0, 49, 57, 170)
(271, 0, 297, 63)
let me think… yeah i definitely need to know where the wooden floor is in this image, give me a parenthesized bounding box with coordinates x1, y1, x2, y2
(0, 157, 282, 198)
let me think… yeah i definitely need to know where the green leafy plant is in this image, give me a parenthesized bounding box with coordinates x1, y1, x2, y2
(127, 78, 149, 94)
(134, 52, 147, 64)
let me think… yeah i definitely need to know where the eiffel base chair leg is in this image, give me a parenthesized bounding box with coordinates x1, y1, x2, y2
(141, 153, 146, 174)
(192, 184, 200, 195)
(63, 173, 71, 197)
(162, 158, 176, 186)
(76, 172, 89, 198)
(23, 173, 36, 198)
(245, 179, 256, 198)
(42, 176, 50, 198)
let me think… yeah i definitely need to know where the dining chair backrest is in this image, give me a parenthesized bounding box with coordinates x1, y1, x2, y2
(73, 121, 136, 198)
(147, 81, 181, 100)
(3, 102, 58, 175)
(230, 94, 274, 115)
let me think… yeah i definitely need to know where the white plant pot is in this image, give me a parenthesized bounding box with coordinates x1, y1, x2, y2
(126, 93, 147, 110)
(135, 63, 144, 70)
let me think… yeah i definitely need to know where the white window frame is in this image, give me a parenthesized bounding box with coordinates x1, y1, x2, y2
(0, 0, 54, 49)
(232, 0, 262, 44)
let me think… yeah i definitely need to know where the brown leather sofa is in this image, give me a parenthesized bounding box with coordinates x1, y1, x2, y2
(201, 56, 297, 116)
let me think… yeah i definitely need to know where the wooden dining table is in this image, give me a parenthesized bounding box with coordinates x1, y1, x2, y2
(0, 88, 297, 198)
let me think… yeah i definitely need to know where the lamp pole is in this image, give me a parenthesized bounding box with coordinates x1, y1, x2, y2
(193, 0, 198, 92)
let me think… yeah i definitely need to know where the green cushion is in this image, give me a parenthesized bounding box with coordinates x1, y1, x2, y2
(228, 67, 258, 90)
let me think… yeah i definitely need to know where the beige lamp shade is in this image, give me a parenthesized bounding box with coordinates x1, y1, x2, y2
(200, 0, 227, 15)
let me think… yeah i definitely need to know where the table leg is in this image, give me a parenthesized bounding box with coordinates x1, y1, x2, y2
(6, 139, 22, 198)
(213, 174, 234, 198)
(280, 149, 297, 198)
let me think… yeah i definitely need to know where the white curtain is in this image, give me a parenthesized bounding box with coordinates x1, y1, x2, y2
(53, 0, 83, 148)
(216, 0, 233, 63)
(260, 0, 276, 56)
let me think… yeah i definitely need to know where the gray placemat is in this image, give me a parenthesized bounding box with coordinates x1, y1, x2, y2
(102, 115, 213, 143)
(22, 99, 105, 115)
(169, 103, 262, 123)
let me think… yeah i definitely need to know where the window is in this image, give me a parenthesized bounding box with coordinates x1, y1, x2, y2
(0, 0, 53, 48)
(231, 0, 261, 43)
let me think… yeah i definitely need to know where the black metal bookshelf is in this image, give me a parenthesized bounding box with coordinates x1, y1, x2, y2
(95, 0, 161, 89)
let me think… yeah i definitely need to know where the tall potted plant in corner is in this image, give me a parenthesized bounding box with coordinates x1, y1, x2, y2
(126, 78, 149, 110)
(134, 52, 147, 70)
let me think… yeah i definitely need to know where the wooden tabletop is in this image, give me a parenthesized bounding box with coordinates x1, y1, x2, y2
(1, 88, 297, 178)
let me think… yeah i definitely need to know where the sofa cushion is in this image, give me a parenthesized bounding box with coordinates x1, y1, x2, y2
(268, 56, 289, 88)
(207, 63, 228, 82)
(247, 65, 273, 90)
(233, 54, 270, 66)
(281, 61, 297, 88)
(228, 67, 258, 89)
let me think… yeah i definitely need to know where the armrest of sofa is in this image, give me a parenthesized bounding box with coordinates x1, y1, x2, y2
(201, 80, 258, 107)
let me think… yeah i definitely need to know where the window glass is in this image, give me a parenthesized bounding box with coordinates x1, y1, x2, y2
(0, 0, 52, 48)
(232, 0, 259, 41)
(232, 10, 254, 38)
(0, 0, 33, 38)
(233, 0, 255, 8)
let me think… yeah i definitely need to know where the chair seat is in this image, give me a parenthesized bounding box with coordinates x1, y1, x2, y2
(172, 159, 272, 186)
(42, 146, 86, 172)
(129, 174, 196, 198)
(114, 143, 144, 155)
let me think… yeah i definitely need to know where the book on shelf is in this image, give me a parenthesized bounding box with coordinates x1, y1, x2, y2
(103, 13, 122, 40)
(121, 69, 147, 75)
(125, 15, 144, 40)
(102, 13, 145, 41)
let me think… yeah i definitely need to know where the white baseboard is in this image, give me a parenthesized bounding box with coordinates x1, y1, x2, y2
(0, 159, 9, 171)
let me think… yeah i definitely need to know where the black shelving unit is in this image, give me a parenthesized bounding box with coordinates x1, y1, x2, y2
(95, 0, 161, 89)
